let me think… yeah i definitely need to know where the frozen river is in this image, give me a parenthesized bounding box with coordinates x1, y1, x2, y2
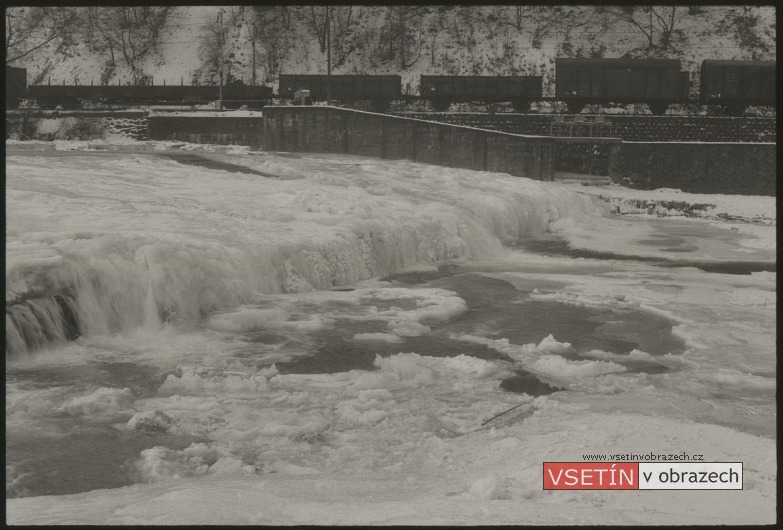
(5, 142, 776, 524)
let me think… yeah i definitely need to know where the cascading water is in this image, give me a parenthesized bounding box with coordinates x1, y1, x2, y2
(6, 151, 605, 356)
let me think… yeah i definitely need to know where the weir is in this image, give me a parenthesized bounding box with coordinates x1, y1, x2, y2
(5, 151, 601, 356)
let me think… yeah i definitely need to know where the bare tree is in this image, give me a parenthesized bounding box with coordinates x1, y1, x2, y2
(331, 6, 354, 66)
(512, 5, 535, 31)
(81, 7, 173, 81)
(598, 6, 703, 49)
(300, 6, 355, 66)
(5, 7, 78, 64)
(652, 6, 704, 47)
(715, 6, 774, 59)
(198, 7, 244, 84)
(598, 6, 656, 48)
(534, 6, 590, 40)
(376, 6, 425, 69)
(306, 6, 328, 53)
(252, 6, 292, 82)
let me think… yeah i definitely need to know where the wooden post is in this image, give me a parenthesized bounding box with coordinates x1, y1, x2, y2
(218, 10, 224, 110)
(326, 5, 331, 105)
(251, 22, 257, 86)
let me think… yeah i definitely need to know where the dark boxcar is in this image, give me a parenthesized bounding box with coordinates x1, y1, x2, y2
(700, 60, 776, 109)
(27, 85, 167, 107)
(27, 84, 271, 107)
(420, 75, 542, 102)
(28, 85, 85, 108)
(221, 85, 272, 108)
(278, 74, 401, 102)
(556, 58, 688, 113)
(6, 66, 27, 106)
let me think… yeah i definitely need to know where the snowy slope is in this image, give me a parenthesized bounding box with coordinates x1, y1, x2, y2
(15, 6, 776, 96)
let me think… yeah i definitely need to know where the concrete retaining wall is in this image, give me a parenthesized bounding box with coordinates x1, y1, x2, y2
(609, 142, 776, 196)
(262, 106, 554, 180)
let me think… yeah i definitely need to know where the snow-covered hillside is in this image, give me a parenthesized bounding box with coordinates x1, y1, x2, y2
(9, 5, 776, 96)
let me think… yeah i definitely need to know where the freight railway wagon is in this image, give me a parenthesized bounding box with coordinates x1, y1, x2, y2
(700, 60, 776, 114)
(25, 84, 272, 109)
(419, 75, 543, 111)
(555, 58, 690, 114)
(6, 66, 27, 106)
(278, 74, 401, 111)
(9, 59, 776, 114)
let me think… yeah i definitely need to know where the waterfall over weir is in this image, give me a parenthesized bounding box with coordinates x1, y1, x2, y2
(6, 237, 281, 356)
(6, 150, 606, 357)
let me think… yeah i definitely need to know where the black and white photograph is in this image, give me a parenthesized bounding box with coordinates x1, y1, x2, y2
(5, 3, 776, 525)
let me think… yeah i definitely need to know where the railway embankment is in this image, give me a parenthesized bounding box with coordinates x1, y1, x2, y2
(395, 112, 776, 143)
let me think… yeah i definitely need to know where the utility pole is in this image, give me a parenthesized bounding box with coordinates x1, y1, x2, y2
(218, 10, 224, 110)
(326, 5, 331, 105)
(251, 22, 257, 86)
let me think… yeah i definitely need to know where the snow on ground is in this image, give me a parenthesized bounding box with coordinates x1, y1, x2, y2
(5, 140, 776, 524)
(561, 181, 776, 224)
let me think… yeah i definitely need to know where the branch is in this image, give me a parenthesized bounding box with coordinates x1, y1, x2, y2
(652, 7, 671, 32)
(7, 26, 68, 63)
(604, 7, 654, 43)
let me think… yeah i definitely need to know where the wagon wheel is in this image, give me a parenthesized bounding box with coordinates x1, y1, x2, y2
(565, 100, 585, 114)
(511, 99, 530, 113)
(722, 104, 747, 117)
(648, 103, 669, 115)
(370, 98, 392, 113)
(431, 97, 451, 112)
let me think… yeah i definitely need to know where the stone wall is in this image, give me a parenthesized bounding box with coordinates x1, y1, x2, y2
(147, 115, 264, 146)
(6, 110, 148, 141)
(609, 142, 776, 196)
(396, 113, 776, 143)
(262, 106, 555, 180)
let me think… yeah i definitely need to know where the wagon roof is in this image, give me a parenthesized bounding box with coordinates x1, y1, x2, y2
(556, 58, 681, 68)
(279, 74, 401, 79)
(701, 60, 776, 67)
(420, 75, 543, 79)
